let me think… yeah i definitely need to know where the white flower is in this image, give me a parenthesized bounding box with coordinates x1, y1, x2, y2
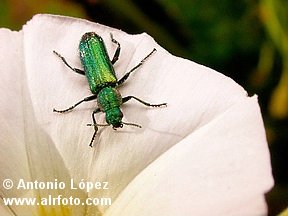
(0, 14, 273, 216)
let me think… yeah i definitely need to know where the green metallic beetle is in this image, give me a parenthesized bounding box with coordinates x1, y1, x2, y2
(53, 32, 166, 147)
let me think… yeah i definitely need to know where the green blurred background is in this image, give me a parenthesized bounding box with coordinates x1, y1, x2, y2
(0, 0, 287, 215)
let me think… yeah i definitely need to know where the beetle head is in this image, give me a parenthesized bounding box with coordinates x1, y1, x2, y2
(105, 107, 123, 129)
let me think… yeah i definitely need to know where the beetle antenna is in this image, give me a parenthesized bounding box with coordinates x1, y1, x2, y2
(122, 122, 142, 128)
(87, 123, 109, 127)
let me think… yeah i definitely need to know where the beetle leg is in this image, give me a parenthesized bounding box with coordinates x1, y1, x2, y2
(116, 48, 157, 86)
(89, 108, 101, 147)
(53, 51, 85, 75)
(53, 95, 97, 113)
(122, 96, 167, 107)
(110, 33, 121, 65)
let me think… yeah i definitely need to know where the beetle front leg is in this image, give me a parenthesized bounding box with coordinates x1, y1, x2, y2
(53, 95, 97, 113)
(87, 108, 111, 147)
(87, 108, 101, 147)
(122, 96, 167, 107)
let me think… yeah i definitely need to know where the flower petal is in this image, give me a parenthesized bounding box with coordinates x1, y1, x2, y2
(0, 28, 35, 214)
(0, 27, 86, 216)
(105, 96, 273, 216)
(22, 14, 99, 185)
(20, 14, 273, 215)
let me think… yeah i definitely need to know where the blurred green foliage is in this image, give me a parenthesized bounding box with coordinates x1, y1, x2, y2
(0, 0, 287, 214)
(260, 0, 288, 119)
(0, 0, 86, 30)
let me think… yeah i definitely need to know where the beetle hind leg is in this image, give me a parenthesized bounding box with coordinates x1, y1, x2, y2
(110, 33, 121, 65)
(53, 50, 85, 75)
(116, 48, 157, 86)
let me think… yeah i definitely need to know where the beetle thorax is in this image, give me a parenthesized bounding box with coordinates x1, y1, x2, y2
(97, 86, 122, 111)
(97, 87, 123, 127)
